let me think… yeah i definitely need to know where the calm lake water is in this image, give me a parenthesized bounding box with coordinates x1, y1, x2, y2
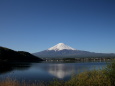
(0, 61, 107, 82)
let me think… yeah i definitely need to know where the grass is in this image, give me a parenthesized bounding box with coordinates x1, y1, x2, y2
(0, 61, 115, 86)
(0, 78, 45, 86)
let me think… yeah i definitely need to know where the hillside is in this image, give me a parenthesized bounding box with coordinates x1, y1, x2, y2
(0, 46, 43, 62)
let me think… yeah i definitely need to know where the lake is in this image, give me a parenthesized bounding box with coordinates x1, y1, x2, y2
(0, 61, 107, 82)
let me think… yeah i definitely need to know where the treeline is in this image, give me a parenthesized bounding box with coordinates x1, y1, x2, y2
(43, 57, 115, 62)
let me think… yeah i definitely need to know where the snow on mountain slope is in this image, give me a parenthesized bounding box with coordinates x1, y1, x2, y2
(48, 43, 76, 51)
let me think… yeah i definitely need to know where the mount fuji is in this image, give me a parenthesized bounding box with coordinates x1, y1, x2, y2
(33, 43, 115, 58)
(47, 43, 76, 51)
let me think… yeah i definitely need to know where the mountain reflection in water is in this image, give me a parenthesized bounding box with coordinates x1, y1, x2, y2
(32, 62, 106, 79)
(0, 62, 106, 81)
(48, 64, 75, 78)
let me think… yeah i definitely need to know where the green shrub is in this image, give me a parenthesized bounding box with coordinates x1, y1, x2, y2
(65, 70, 111, 86)
(104, 60, 115, 86)
(48, 79, 64, 86)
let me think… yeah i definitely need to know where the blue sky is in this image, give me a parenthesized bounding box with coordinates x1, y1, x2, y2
(0, 0, 115, 53)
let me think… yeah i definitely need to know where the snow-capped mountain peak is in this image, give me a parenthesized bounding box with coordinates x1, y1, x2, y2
(48, 43, 76, 51)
